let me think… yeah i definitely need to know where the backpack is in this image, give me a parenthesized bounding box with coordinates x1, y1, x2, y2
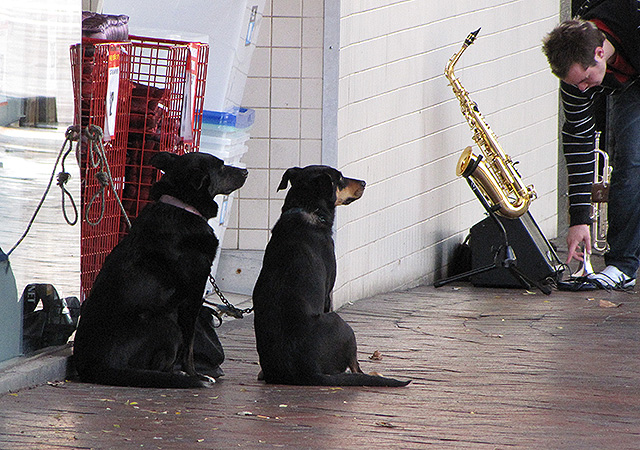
(575, 0, 608, 17)
(22, 284, 80, 354)
(192, 305, 226, 378)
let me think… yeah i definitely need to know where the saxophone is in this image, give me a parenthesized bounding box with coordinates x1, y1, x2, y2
(445, 28, 536, 218)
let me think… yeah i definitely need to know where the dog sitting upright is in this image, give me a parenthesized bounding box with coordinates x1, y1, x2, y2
(73, 152, 247, 388)
(253, 165, 410, 387)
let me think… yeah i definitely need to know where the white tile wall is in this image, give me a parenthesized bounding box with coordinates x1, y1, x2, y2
(229, 0, 324, 252)
(229, 0, 562, 306)
(333, 0, 561, 304)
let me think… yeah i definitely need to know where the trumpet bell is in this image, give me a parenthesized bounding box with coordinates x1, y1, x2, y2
(571, 251, 594, 278)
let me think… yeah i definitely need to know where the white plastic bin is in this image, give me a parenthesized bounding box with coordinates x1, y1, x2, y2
(198, 108, 253, 280)
(103, 0, 266, 112)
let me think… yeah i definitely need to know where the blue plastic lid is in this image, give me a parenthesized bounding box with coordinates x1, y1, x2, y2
(202, 107, 255, 129)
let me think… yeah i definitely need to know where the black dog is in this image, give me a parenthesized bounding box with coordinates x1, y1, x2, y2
(252, 165, 410, 387)
(73, 152, 247, 388)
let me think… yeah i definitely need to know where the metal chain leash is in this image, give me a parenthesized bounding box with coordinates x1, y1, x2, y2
(203, 274, 253, 326)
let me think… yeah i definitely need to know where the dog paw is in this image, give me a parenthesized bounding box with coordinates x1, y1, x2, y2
(199, 374, 216, 384)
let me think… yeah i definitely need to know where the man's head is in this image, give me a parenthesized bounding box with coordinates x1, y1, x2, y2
(542, 19, 607, 90)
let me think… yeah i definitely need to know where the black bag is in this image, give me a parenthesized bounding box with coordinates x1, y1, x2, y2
(22, 284, 80, 354)
(575, 0, 608, 17)
(192, 305, 225, 378)
(447, 236, 472, 278)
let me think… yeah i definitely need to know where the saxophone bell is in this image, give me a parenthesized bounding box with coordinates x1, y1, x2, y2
(457, 146, 533, 218)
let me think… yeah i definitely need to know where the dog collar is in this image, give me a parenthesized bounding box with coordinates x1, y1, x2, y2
(282, 207, 329, 225)
(159, 195, 205, 219)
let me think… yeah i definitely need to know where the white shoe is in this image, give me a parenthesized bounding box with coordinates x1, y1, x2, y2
(587, 265, 636, 290)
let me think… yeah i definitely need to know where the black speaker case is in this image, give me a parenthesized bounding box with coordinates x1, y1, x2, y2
(468, 211, 563, 288)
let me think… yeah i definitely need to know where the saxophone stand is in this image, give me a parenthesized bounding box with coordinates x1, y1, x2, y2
(434, 175, 552, 295)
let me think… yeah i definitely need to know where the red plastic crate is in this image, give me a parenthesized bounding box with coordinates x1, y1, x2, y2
(71, 36, 208, 301)
(121, 36, 209, 228)
(70, 40, 132, 302)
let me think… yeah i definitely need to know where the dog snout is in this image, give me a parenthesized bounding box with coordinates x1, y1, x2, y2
(349, 178, 366, 198)
(215, 165, 249, 196)
(236, 167, 249, 186)
(336, 177, 366, 205)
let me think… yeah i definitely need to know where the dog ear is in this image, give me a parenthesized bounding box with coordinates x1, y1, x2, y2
(190, 168, 210, 192)
(150, 152, 179, 172)
(277, 167, 302, 191)
(313, 172, 336, 200)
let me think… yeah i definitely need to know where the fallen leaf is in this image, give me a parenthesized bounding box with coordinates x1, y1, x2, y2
(369, 350, 383, 361)
(375, 421, 397, 428)
(599, 299, 620, 308)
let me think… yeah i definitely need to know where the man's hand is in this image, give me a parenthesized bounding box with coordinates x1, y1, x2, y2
(566, 224, 591, 264)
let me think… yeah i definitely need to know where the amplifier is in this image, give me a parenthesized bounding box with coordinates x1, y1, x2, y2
(469, 211, 563, 288)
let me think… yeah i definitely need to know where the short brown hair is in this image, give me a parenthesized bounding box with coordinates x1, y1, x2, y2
(542, 19, 605, 79)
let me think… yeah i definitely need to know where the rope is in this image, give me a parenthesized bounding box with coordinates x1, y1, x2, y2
(7, 124, 133, 257)
(83, 125, 131, 229)
(8, 125, 81, 257)
(57, 126, 80, 226)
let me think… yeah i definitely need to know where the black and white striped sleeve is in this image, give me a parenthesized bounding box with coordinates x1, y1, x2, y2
(560, 81, 603, 226)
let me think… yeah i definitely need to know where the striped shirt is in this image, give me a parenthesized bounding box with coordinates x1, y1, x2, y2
(561, 2, 640, 226)
(560, 81, 610, 226)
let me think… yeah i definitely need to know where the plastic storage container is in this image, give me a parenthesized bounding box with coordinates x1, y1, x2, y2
(198, 108, 253, 279)
(103, 0, 266, 112)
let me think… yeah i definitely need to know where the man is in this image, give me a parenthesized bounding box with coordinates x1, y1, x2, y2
(542, 0, 640, 289)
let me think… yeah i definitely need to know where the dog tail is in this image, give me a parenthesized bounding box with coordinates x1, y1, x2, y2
(77, 365, 207, 389)
(312, 372, 411, 387)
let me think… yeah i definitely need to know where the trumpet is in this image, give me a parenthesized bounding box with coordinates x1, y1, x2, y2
(445, 28, 536, 218)
(572, 131, 612, 277)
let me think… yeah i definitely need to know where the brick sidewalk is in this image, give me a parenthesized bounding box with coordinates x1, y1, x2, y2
(0, 276, 639, 449)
